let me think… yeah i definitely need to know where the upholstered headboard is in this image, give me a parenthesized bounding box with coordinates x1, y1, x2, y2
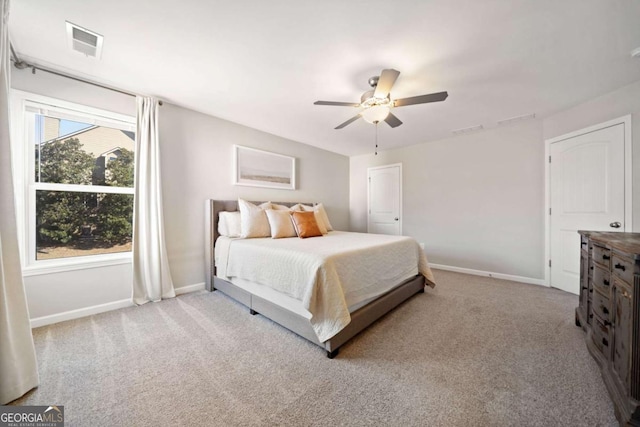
(204, 199, 308, 291)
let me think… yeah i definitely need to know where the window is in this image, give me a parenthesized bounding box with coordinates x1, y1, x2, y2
(14, 93, 137, 270)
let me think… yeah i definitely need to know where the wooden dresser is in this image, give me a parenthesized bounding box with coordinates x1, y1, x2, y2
(577, 231, 640, 426)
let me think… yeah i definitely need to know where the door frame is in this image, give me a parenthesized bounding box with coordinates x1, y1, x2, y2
(544, 115, 632, 287)
(367, 163, 403, 234)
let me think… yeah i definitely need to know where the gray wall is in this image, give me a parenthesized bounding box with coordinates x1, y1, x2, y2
(350, 120, 545, 280)
(159, 103, 349, 288)
(542, 79, 640, 231)
(11, 69, 349, 319)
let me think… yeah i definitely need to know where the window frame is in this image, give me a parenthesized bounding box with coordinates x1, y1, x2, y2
(11, 90, 137, 276)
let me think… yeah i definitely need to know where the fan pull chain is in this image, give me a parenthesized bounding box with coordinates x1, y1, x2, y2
(375, 121, 379, 155)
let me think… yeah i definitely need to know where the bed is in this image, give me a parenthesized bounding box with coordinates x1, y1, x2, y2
(205, 199, 435, 358)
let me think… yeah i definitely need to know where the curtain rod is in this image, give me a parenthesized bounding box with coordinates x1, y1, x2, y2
(9, 43, 163, 105)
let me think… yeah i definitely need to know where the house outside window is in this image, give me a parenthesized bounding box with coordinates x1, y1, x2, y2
(12, 92, 137, 272)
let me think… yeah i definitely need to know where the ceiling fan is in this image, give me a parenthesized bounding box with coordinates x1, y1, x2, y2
(314, 69, 448, 130)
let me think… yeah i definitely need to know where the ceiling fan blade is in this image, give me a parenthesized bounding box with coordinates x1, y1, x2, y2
(394, 91, 448, 107)
(314, 101, 360, 107)
(373, 69, 400, 99)
(384, 112, 403, 128)
(335, 114, 361, 129)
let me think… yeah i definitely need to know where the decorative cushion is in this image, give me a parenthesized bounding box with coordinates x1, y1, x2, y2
(290, 211, 323, 238)
(314, 211, 328, 235)
(271, 203, 294, 210)
(299, 203, 333, 231)
(298, 204, 314, 212)
(218, 211, 242, 237)
(238, 199, 272, 238)
(314, 203, 333, 231)
(265, 209, 297, 238)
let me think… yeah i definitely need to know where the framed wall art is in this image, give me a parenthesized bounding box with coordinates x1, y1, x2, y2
(233, 145, 296, 190)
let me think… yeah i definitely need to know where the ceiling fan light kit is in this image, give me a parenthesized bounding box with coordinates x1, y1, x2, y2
(314, 68, 448, 130)
(361, 105, 391, 124)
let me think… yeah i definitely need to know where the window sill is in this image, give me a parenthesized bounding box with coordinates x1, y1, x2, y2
(22, 252, 133, 277)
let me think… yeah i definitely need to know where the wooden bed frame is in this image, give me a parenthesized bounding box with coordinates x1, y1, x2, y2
(204, 199, 426, 358)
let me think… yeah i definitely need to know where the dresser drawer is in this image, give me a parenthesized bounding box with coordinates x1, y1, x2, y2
(592, 265, 611, 295)
(612, 254, 634, 286)
(592, 288, 611, 323)
(592, 314, 610, 358)
(592, 245, 611, 268)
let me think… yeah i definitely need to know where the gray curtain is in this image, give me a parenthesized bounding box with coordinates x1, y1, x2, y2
(0, 0, 39, 404)
(132, 96, 175, 304)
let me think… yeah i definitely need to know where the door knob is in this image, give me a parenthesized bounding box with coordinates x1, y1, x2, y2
(609, 221, 621, 228)
(394, 217, 399, 221)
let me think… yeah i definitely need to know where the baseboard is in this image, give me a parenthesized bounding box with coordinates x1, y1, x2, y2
(30, 299, 134, 328)
(430, 263, 547, 287)
(30, 282, 207, 328)
(175, 282, 205, 295)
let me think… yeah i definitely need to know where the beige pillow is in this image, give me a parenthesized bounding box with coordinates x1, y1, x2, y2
(271, 203, 293, 211)
(218, 211, 242, 237)
(314, 203, 333, 231)
(238, 199, 272, 238)
(314, 211, 328, 235)
(291, 211, 323, 239)
(265, 209, 297, 238)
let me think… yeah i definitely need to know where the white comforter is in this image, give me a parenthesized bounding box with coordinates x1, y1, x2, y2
(217, 231, 435, 342)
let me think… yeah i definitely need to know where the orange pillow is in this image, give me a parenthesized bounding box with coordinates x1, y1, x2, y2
(290, 211, 323, 238)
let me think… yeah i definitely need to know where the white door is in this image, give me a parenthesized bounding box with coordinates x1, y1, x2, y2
(549, 123, 626, 294)
(368, 164, 402, 235)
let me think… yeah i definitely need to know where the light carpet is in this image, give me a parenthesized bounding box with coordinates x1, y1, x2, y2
(12, 270, 617, 426)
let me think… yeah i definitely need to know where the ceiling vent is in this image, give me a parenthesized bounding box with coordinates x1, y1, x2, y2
(66, 21, 103, 59)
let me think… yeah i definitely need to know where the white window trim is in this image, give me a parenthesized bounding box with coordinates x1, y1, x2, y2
(10, 90, 136, 274)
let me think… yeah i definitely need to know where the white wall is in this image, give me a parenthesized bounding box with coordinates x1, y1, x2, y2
(159, 104, 349, 288)
(542, 79, 640, 231)
(350, 120, 545, 280)
(11, 69, 350, 321)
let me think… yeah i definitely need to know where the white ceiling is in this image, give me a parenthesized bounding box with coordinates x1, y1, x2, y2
(9, 0, 640, 156)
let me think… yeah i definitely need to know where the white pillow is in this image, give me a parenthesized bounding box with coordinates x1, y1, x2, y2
(299, 203, 333, 231)
(218, 211, 242, 237)
(238, 199, 272, 238)
(265, 209, 297, 238)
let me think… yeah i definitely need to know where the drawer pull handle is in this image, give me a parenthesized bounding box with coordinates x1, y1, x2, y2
(602, 307, 609, 315)
(589, 289, 593, 293)
(602, 338, 609, 347)
(602, 254, 610, 260)
(581, 242, 587, 246)
(603, 280, 610, 286)
(590, 266, 594, 270)
(582, 286, 588, 290)
(589, 314, 594, 319)
(614, 263, 626, 271)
